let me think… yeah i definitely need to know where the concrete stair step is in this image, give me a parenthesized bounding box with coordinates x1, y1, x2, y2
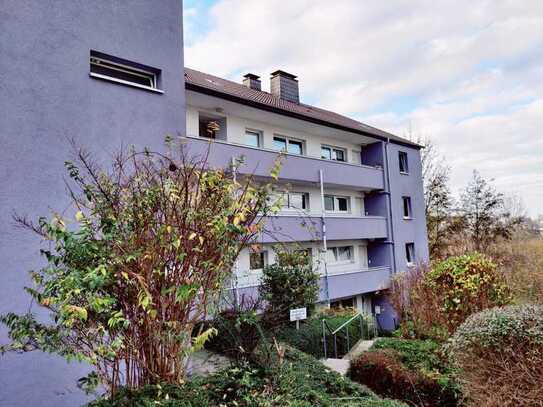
(321, 358, 350, 376)
(343, 339, 376, 360)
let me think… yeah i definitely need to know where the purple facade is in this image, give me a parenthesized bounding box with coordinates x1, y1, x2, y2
(0, 1, 185, 406)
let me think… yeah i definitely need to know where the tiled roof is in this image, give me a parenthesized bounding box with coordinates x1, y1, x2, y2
(184, 67, 421, 148)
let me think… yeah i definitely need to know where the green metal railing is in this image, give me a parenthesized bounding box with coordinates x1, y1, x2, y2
(322, 312, 378, 359)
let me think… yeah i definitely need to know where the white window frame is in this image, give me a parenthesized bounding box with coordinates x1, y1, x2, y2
(273, 134, 304, 155)
(244, 129, 262, 148)
(321, 145, 347, 162)
(327, 245, 354, 265)
(405, 243, 415, 266)
(89, 55, 162, 93)
(399, 151, 409, 174)
(402, 196, 413, 219)
(282, 191, 309, 211)
(324, 195, 350, 213)
(249, 250, 268, 271)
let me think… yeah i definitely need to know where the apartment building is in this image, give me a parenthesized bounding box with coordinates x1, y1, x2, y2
(0, 2, 185, 406)
(184, 69, 429, 328)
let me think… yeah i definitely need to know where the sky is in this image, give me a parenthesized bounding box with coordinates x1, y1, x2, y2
(184, 0, 543, 217)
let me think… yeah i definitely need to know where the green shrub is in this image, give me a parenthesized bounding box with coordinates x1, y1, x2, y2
(88, 345, 406, 406)
(278, 311, 374, 359)
(203, 295, 268, 362)
(390, 253, 512, 340)
(259, 249, 320, 325)
(349, 338, 459, 406)
(447, 304, 543, 405)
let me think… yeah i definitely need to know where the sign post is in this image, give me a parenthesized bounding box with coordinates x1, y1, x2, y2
(289, 307, 307, 330)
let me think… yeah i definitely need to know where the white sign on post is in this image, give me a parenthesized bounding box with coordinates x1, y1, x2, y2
(290, 307, 307, 330)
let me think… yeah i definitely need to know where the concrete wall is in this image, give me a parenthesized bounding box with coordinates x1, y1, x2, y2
(385, 143, 430, 272)
(0, 1, 185, 406)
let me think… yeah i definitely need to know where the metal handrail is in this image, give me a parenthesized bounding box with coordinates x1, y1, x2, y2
(322, 312, 378, 359)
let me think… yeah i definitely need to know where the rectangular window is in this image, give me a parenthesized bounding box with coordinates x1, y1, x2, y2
(405, 243, 415, 265)
(324, 195, 350, 213)
(282, 192, 309, 210)
(273, 135, 304, 155)
(399, 151, 409, 173)
(327, 246, 354, 263)
(90, 50, 161, 92)
(244, 129, 261, 147)
(250, 251, 267, 270)
(321, 145, 346, 162)
(402, 196, 412, 219)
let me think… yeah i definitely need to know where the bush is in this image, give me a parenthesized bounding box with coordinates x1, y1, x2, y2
(350, 339, 458, 406)
(88, 345, 406, 406)
(278, 310, 375, 359)
(447, 304, 543, 406)
(203, 295, 269, 362)
(259, 249, 320, 325)
(0, 140, 281, 394)
(390, 253, 512, 340)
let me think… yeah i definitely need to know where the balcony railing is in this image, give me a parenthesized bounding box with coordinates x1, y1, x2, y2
(184, 136, 384, 190)
(258, 215, 387, 243)
(232, 266, 391, 292)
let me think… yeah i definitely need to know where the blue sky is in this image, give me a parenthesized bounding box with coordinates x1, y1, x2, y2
(184, 1, 543, 216)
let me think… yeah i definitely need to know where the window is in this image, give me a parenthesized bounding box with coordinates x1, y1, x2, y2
(273, 136, 304, 155)
(402, 196, 412, 219)
(327, 246, 354, 263)
(250, 251, 268, 270)
(282, 192, 309, 211)
(324, 195, 349, 212)
(89, 51, 161, 92)
(399, 151, 409, 173)
(321, 145, 346, 162)
(199, 114, 226, 140)
(244, 129, 261, 147)
(405, 243, 415, 265)
(331, 297, 354, 309)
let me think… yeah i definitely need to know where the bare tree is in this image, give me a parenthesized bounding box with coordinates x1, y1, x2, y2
(460, 170, 508, 251)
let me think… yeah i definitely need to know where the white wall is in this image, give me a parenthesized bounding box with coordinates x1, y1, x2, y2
(234, 239, 369, 288)
(186, 105, 363, 165)
(272, 184, 366, 217)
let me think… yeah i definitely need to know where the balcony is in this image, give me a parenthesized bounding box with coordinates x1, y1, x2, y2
(232, 266, 391, 299)
(321, 266, 391, 300)
(184, 137, 384, 190)
(257, 215, 387, 243)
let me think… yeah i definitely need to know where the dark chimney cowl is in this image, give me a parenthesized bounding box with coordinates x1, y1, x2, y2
(270, 70, 299, 104)
(242, 73, 261, 91)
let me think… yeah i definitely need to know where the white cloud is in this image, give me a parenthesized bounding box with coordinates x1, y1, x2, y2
(184, 0, 543, 216)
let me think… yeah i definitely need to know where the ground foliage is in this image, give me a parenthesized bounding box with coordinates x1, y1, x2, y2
(87, 345, 405, 406)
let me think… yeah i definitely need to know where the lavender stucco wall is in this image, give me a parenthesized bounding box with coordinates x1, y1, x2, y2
(184, 137, 385, 190)
(0, 1, 185, 406)
(385, 143, 429, 272)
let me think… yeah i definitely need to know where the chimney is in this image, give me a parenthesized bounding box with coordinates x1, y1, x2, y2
(270, 70, 299, 103)
(242, 73, 261, 91)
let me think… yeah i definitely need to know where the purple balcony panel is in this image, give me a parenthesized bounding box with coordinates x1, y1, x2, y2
(319, 267, 391, 301)
(257, 215, 387, 243)
(184, 137, 384, 190)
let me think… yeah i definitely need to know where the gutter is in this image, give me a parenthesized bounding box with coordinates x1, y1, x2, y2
(383, 138, 397, 274)
(185, 82, 422, 150)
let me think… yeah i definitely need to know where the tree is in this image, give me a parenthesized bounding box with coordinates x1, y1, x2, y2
(460, 170, 508, 251)
(259, 248, 320, 325)
(420, 138, 454, 259)
(1, 138, 281, 394)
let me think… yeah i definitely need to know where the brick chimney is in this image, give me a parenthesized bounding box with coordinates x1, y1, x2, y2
(242, 73, 261, 91)
(270, 70, 299, 103)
